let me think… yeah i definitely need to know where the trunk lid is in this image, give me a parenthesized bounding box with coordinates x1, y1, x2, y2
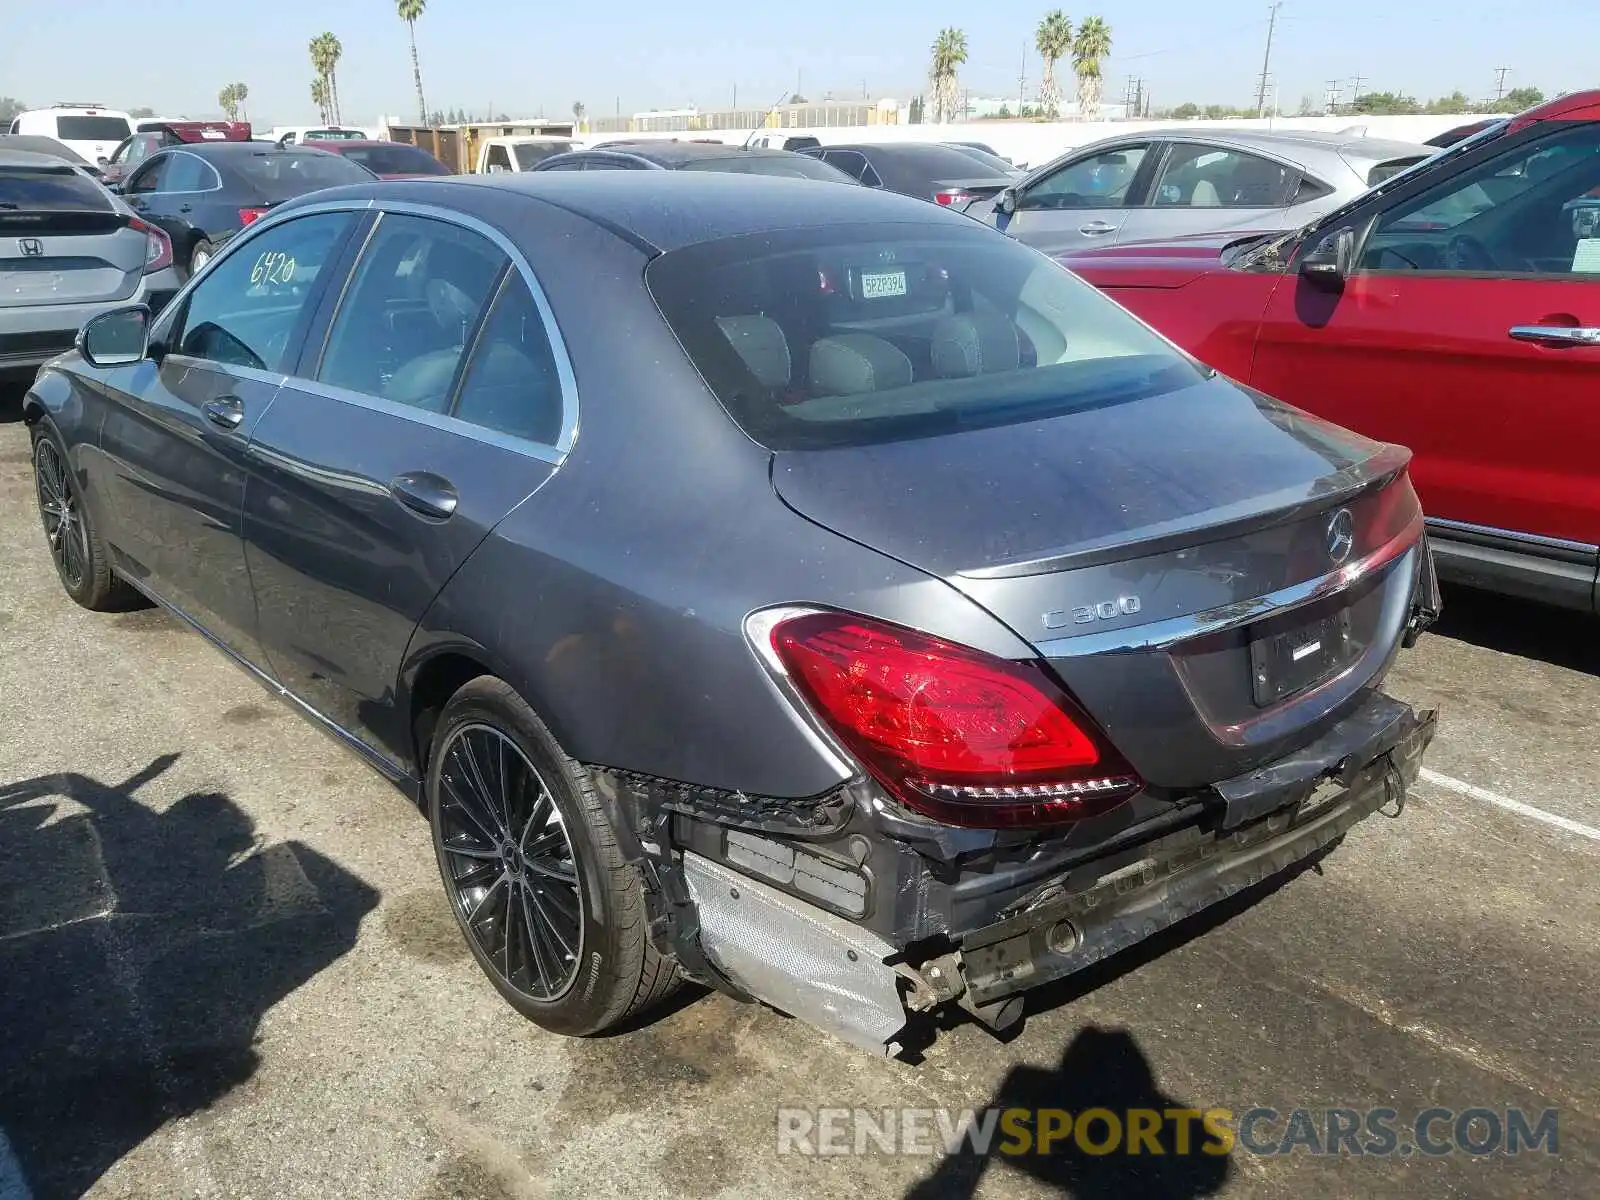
(0, 212, 144, 308)
(772, 376, 1426, 787)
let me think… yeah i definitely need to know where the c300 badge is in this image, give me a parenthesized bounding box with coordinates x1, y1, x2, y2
(1042, 595, 1142, 631)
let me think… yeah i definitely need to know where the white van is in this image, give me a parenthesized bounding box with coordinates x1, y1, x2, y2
(8, 104, 134, 165)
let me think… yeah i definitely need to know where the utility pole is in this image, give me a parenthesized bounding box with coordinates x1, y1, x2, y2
(1494, 67, 1511, 101)
(1255, 2, 1282, 118)
(1351, 74, 1366, 104)
(1325, 79, 1342, 113)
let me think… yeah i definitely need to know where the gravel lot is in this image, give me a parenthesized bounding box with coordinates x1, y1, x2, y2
(1, 385, 1595, 1199)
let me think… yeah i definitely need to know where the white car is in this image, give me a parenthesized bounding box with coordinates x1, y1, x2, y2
(7, 105, 133, 167)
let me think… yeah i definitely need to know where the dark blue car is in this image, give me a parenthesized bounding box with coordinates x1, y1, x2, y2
(115, 142, 373, 276)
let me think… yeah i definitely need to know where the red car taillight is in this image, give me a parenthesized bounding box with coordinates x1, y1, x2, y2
(238, 207, 269, 226)
(769, 611, 1141, 828)
(129, 217, 172, 274)
(934, 189, 975, 207)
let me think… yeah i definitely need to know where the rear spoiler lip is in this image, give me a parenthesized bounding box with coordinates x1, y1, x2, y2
(959, 442, 1414, 580)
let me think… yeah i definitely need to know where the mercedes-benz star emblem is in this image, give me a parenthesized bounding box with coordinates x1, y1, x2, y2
(1326, 508, 1355, 564)
(18, 238, 44, 257)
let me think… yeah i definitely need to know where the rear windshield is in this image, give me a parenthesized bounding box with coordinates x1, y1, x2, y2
(232, 150, 374, 199)
(881, 143, 1013, 179)
(0, 165, 112, 211)
(303, 129, 366, 142)
(339, 144, 450, 175)
(512, 142, 574, 169)
(647, 224, 1203, 450)
(55, 116, 132, 142)
(677, 154, 855, 182)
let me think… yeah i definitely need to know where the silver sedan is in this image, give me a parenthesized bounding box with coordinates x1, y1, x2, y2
(983, 128, 1436, 254)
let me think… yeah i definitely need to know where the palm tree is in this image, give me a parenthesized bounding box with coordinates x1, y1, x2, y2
(928, 28, 968, 124)
(572, 100, 586, 131)
(309, 34, 343, 125)
(1072, 16, 1112, 119)
(311, 78, 330, 125)
(218, 84, 237, 121)
(397, 0, 429, 125)
(1035, 11, 1073, 120)
(233, 81, 249, 121)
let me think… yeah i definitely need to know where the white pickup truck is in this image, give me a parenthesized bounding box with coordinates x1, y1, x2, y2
(475, 136, 578, 172)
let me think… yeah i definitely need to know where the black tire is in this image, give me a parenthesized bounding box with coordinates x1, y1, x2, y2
(426, 676, 679, 1035)
(189, 237, 215, 277)
(31, 422, 137, 612)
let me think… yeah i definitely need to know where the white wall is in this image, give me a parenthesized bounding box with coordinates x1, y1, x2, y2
(586, 113, 1494, 169)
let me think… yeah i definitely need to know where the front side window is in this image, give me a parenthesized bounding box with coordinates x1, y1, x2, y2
(159, 153, 214, 192)
(647, 223, 1203, 451)
(1364, 123, 1600, 275)
(125, 158, 166, 194)
(317, 213, 507, 410)
(1153, 145, 1297, 209)
(1021, 144, 1150, 210)
(451, 273, 565, 444)
(175, 211, 356, 372)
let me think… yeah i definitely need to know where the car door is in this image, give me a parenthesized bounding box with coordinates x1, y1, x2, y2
(1117, 141, 1304, 244)
(242, 208, 571, 764)
(996, 141, 1158, 253)
(1251, 119, 1600, 603)
(94, 209, 362, 665)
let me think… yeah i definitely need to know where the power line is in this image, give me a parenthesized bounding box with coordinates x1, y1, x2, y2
(1494, 67, 1511, 100)
(1254, 2, 1283, 118)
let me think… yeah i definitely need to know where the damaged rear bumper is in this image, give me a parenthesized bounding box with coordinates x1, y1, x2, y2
(672, 692, 1436, 1056)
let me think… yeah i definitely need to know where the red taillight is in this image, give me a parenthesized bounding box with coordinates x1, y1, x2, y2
(129, 216, 172, 274)
(238, 207, 269, 226)
(769, 611, 1141, 828)
(934, 189, 974, 207)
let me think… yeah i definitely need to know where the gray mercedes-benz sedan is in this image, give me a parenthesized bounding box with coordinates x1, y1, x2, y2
(23, 172, 1439, 1054)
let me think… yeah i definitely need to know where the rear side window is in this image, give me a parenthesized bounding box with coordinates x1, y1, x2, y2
(230, 150, 372, 200)
(1367, 156, 1429, 187)
(317, 213, 506, 410)
(55, 115, 132, 142)
(647, 223, 1203, 450)
(0, 166, 111, 211)
(1154, 146, 1298, 208)
(159, 153, 216, 192)
(451, 273, 565, 444)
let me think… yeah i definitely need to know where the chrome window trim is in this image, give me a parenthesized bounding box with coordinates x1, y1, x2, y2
(159, 354, 286, 390)
(1425, 516, 1597, 556)
(1038, 520, 1422, 659)
(279, 376, 566, 466)
(146, 194, 580, 460)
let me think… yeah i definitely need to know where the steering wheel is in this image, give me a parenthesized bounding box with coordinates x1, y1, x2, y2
(1444, 233, 1497, 272)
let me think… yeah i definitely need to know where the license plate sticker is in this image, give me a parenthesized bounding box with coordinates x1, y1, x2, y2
(1250, 610, 1354, 707)
(859, 269, 907, 299)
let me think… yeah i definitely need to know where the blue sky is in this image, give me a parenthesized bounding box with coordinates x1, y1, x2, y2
(1, 0, 1587, 125)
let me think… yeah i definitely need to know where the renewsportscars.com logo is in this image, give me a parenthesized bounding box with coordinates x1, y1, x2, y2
(776, 1106, 1560, 1159)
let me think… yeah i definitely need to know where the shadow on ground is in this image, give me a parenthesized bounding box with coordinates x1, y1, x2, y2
(1428, 584, 1598, 675)
(0, 754, 379, 1199)
(904, 1026, 1232, 1199)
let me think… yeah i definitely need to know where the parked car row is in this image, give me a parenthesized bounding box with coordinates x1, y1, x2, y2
(1059, 91, 1600, 614)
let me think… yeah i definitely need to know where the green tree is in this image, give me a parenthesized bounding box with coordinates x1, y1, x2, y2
(218, 84, 238, 120)
(1072, 16, 1112, 119)
(1034, 10, 1073, 121)
(1426, 90, 1471, 115)
(310, 33, 343, 125)
(1351, 90, 1422, 115)
(907, 95, 924, 124)
(572, 100, 586, 131)
(310, 78, 330, 124)
(1, 97, 28, 125)
(929, 27, 968, 123)
(398, 0, 430, 125)
(1492, 86, 1544, 113)
(1169, 101, 1201, 119)
(128, 106, 156, 119)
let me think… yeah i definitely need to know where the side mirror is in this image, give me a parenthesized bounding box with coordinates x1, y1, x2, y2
(78, 306, 151, 367)
(96, 156, 110, 166)
(996, 188, 1017, 216)
(1299, 227, 1356, 292)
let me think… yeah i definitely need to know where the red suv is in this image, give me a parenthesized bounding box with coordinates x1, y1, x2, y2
(1060, 91, 1600, 613)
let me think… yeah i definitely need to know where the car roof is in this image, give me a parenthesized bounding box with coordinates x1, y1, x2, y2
(0, 148, 86, 169)
(312, 140, 410, 150)
(302, 170, 979, 253)
(584, 141, 801, 167)
(162, 141, 341, 159)
(0, 136, 89, 165)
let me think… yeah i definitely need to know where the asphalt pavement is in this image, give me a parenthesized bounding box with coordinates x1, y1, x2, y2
(1, 385, 1595, 1199)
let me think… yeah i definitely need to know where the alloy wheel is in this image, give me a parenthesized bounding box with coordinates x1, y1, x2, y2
(436, 723, 584, 1001)
(34, 440, 88, 591)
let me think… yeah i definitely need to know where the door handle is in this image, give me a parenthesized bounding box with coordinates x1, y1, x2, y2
(1508, 324, 1600, 346)
(201, 396, 244, 430)
(389, 471, 458, 520)
(1079, 220, 1117, 235)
